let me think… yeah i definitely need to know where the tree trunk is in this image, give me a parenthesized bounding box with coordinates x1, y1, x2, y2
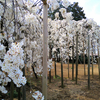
(72, 37, 74, 80)
(10, 80, 14, 100)
(22, 66, 26, 100)
(83, 41, 86, 76)
(98, 39, 100, 79)
(18, 87, 21, 100)
(88, 35, 90, 90)
(76, 33, 78, 84)
(49, 45, 52, 83)
(61, 58, 64, 88)
(91, 41, 93, 77)
(31, 64, 38, 79)
(55, 59, 57, 78)
(68, 43, 69, 78)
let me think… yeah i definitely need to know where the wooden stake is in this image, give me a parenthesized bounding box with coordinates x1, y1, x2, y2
(42, 3, 48, 100)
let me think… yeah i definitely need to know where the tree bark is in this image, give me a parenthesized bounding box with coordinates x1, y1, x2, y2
(18, 87, 21, 100)
(22, 66, 26, 100)
(68, 43, 69, 78)
(88, 35, 90, 90)
(61, 58, 64, 88)
(83, 41, 86, 76)
(55, 59, 57, 78)
(10, 80, 14, 100)
(91, 41, 93, 77)
(49, 45, 52, 83)
(72, 37, 74, 80)
(76, 33, 78, 84)
(97, 39, 100, 79)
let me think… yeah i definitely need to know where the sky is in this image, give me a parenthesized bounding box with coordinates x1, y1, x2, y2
(33, 0, 100, 25)
(69, 0, 100, 25)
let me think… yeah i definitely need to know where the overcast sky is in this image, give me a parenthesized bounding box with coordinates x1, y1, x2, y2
(69, 0, 100, 25)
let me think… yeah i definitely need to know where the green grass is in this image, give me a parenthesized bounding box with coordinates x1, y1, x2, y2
(53, 76, 56, 79)
(53, 75, 61, 79)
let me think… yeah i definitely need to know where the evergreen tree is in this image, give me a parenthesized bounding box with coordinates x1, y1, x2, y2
(67, 2, 86, 21)
(48, 2, 86, 21)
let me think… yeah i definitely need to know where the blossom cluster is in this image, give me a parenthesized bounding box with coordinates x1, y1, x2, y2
(48, 16, 100, 62)
(0, 43, 6, 59)
(0, 70, 11, 94)
(32, 91, 44, 100)
(1, 42, 26, 87)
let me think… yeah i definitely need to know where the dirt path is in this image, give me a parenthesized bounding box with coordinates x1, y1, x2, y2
(1, 62, 100, 100)
(25, 62, 100, 100)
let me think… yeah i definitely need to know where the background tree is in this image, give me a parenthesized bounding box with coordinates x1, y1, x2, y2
(48, 1, 86, 21)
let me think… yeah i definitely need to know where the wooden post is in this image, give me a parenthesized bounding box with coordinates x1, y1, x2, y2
(42, 2, 48, 100)
(88, 35, 90, 89)
(72, 36, 74, 80)
(10, 80, 14, 100)
(76, 33, 78, 84)
(83, 41, 86, 76)
(61, 58, 64, 88)
(22, 66, 26, 100)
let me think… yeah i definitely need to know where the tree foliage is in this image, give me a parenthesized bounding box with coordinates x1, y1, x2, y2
(48, 1, 86, 21)
(67, 2, 86, 21)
